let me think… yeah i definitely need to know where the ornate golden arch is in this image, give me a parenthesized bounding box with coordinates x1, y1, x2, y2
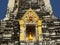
(21, 8, 39, 23)
(19, 8, 43, 41)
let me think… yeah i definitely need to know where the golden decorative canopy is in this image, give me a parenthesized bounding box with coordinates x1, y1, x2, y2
(22, 8, 39, 23)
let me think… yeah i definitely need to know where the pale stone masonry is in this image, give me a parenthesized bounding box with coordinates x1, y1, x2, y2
(0, 0, 60, 45)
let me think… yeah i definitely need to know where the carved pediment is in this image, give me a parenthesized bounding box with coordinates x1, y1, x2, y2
(22, 8, 39, 23)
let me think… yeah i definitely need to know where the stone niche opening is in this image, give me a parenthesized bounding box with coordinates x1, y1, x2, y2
(19, 8, 43, 42)
(26, 24, 36, 41)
